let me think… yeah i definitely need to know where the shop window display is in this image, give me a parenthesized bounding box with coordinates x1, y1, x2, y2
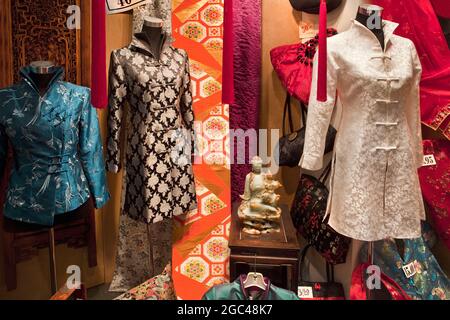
(0, 0, 448, 305)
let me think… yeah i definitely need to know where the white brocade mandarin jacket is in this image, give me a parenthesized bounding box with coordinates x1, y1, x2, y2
(300, 20, 425, 241)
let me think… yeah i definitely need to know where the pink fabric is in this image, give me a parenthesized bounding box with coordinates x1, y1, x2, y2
(350, 263, 411, 300)
(91, 0, 108, 109)
(372, 0, 450, 139)
(230, 0, 261, 204)
(418, 139, 450, 251)
(317, 0, 327, 102)
(222, 0, 234, 104)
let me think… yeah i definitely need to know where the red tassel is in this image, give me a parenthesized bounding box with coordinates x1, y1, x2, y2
(91, 1, 108, 109)
(317, 0, 327, 102)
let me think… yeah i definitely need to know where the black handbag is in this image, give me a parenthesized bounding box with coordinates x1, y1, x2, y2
(276, 94, 336, 167)
(297, 244, 346, 300)
(290, 161, 351, 264)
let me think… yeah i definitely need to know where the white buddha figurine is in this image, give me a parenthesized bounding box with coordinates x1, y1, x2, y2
(238, 156, 282, 235)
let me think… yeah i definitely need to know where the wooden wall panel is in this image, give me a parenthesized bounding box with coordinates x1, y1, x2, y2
(9, 0, 80, 83)
(0, 0, 13, 87)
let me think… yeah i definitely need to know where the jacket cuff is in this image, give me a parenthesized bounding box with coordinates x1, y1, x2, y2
(94, 192, 110, 209)
(299, 153, 324, 171)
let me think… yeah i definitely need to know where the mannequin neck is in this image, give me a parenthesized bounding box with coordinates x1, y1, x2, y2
(140, 25, 164, 60)
(29, 72, 55, 96)
(356, 12, 385, 50)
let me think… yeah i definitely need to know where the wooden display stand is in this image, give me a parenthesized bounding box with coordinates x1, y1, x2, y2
(1, 199, 97, 292)
(229, 204, 301, 291)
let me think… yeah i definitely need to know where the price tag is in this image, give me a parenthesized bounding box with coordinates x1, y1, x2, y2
(422, 154, 437, 167)
(298, 286, 314, 299)
(106, 0, 152, 14)
(402, 261, 417, 278)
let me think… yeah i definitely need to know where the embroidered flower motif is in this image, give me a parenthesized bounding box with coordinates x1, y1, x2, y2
(138, 72, 150, 86)
(143, 91, 152, 103)
(132, 55, 145, 66)
(150, 195, 161, 207)
(115, 85, 127, 101)
(116, 65, 125, 81)
(164, 87, 176, 100)
(149, 174, 160, 188)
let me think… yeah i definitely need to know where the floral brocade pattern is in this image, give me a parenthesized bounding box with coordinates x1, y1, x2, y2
(106, 36, 197, 224)
(300, 20, 425, 241)
(291, 174, 351, 265)
(109, 216, 173, 292)
(115, 263, 176, 300)
(361, 237, 450, 300)
(0, 66, 109, 226)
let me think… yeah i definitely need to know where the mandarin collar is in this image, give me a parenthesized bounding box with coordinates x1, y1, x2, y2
(352, 19, 399, 51)
(19, 65, 64, 96)
(130, 32, 172, 63)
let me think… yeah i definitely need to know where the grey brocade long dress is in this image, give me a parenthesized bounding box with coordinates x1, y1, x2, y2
(107, 34, 197, 292)
(106, 34, 197, 224)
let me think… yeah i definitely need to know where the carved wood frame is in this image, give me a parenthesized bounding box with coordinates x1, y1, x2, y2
(0, 0, 91, 88)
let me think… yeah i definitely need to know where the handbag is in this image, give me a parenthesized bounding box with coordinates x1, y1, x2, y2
(350, 262, 411, 300)
(290, 162, 351, 264)
(276, 94, 337, 167)
(270, 29, 337, 104)
(297, 244, 346, 300)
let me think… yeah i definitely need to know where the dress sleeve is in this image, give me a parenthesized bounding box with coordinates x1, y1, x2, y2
(180, 53, 196, 155)
(405, 41, 423, 168)
(106, 50, 128, 173)
(79, 90, 110, 209)
(299, 47, 339, 171)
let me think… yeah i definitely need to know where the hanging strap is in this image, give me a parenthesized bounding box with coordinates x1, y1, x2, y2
(282, 94, 294, 136)
(299, 244, 313, 282)
(319, 160, 333, 183)
(299, 244, 335, 284)
(326, 262, 335, 283)
(300, 101, 308, 128)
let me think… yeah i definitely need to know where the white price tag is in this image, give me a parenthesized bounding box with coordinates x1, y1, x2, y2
(402, 261, 417, 278)
(422, 154, 437, 167)
(298, 286, 314, 299)
(106, 0, 152, 14)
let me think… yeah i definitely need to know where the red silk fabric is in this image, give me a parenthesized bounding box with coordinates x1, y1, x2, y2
(372, 0, 450, 139)
(91, 0, 108, 109)
(350, 263, 412, 300)
(430, 0, 450, 19)
(418, 139, 450, 251)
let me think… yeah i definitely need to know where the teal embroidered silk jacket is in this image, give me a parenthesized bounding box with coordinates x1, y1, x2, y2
(202, 276, 300, 300)
(0, 66, 110, 226)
